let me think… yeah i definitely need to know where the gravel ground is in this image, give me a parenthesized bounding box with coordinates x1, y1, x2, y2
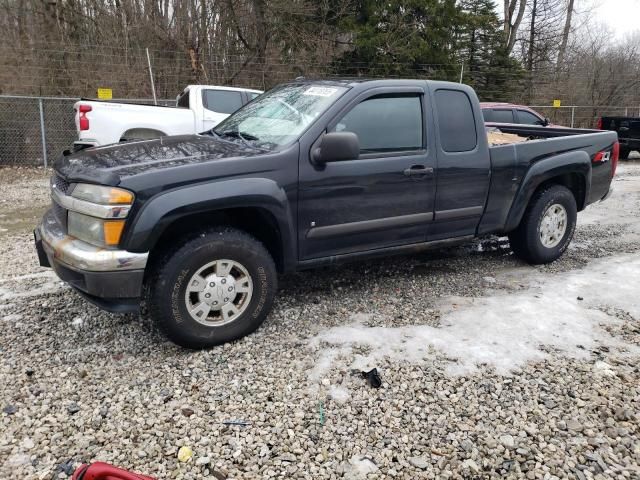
(0, 163, 639, 480)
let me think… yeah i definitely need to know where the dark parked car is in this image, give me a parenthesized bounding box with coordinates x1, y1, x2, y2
(36, 79, 618, 348)
(597, 115, 640, 159)
(481, 102, 552, 126)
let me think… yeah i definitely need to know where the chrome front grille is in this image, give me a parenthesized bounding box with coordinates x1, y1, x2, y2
(53, 174, 71, 195)
(52, 200, 68, 231)
(50, 174, 69, 231)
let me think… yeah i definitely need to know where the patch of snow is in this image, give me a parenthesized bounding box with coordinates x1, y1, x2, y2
(0, 271, 58, 284)
(328, 385, 350, 404)
(307, 346, 350, 384)
(593, 360, 616, 376)
(309, 254, 640, 375)
(344, 455, 378, 479)
(72, 317, 84, 328)
(0, 278, 64, 301)
(2, 313, 22, 322)
(580, 169, 640, 233)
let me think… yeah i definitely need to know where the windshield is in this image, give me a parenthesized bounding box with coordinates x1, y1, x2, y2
(213, 83, 347, 150)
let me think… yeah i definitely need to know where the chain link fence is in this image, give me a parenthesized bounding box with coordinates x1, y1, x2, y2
(1, 94, 638, 166)
(530, 105, 640, 129)
(0, 95, 172, 166)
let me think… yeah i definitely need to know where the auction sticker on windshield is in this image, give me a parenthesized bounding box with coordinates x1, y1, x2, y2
(303, 86, 339, 97)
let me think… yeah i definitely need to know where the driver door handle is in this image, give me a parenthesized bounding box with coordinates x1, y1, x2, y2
(403, 165, 433, 176)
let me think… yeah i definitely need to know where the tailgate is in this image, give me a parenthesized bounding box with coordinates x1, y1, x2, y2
(618, 119, 640, 140)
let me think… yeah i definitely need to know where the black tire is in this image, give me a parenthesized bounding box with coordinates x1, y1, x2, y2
(147, 227, 277, 349)
(508, 185, 577, 265)
(620, 148, 630, 160)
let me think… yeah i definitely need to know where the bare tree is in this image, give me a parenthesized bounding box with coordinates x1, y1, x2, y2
(556, 0, 574, 68)
(504, 0, 527, 54)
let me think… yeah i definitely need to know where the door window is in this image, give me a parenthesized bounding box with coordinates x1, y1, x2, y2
(517, 109, 544, 125)
(485, 108, 515, 123)
(202, 90, 243, 114)
(333, 94, 423, 153)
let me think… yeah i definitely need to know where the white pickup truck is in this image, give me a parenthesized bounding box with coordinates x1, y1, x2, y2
(73, 85, 262, 149)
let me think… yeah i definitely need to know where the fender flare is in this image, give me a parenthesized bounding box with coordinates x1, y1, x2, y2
(123, 178, 296, 269)
(504, 150, 591, 232)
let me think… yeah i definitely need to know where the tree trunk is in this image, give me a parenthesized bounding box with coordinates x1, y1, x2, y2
(527, 0, 537, 72)
(556, 0, 574, 68)
(504, 0, 526, 55)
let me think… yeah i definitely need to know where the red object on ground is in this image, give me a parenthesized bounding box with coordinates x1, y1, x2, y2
(72, 462, 157, 480)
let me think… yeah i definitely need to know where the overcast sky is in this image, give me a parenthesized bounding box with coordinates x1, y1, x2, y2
(593, 0, 640, 39)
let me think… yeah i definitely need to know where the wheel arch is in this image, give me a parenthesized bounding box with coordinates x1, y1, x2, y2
(123, 178, 296, 273)
(146, 207, 287, 273)
(120, 127, 167, 141)
(505, 150, 591, 232)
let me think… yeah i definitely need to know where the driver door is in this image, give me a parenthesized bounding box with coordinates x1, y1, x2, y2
(297, 87, 437, 260)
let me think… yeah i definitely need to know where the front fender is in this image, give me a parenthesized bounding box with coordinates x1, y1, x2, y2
(504, 150, 591, 232)
(123, 178, 296, 267)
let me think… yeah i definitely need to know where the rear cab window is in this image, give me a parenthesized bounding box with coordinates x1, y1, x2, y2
(177, 90, 190, 108)
(202, 90, 244, 114)
(435, 89, 477, 152)
(332, 93, 423, 154)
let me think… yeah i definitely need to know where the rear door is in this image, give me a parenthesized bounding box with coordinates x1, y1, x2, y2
(201, 89, 245, 130)
(430, 87, 491, 239)
(298, 86, 437, 260)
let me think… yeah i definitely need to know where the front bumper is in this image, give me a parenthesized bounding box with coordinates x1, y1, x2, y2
(35, 209, 148, 313)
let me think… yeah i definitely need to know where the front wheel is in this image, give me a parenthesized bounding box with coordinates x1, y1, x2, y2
(508, 185, 577, 265)
(147, 227, 277, 348)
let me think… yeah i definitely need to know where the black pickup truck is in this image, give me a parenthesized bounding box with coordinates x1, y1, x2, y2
(598, 115, 640, 159)
(35, 79, 619, 348)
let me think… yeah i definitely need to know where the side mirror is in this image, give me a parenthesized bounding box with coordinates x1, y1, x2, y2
(312, 132, 359, 165)
(542, 117, 550, 126)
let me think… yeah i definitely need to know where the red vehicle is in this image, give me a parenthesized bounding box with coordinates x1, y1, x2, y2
(481, 102, 552, 126)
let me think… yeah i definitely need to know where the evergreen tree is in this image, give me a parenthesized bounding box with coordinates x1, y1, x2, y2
(457, 0, 523, 100)
(335, 0, 462, 80)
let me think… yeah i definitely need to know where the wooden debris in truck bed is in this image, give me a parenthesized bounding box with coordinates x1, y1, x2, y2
(486, 128, 528, 146)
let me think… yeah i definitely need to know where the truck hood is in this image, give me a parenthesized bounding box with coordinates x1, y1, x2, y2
(54, 134, 264, 185)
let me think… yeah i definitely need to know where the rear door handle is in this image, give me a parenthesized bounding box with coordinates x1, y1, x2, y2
(403, 165, 433, 176)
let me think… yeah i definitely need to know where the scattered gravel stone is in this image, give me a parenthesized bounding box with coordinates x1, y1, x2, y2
(0, 165, 639, 479)
(566, 419, 583, 431)
(407, 456, 429, 469)
(500, 434, 516, 449)
(66, 402, 80, 415)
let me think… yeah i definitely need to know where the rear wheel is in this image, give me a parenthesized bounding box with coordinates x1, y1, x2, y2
(508, 185, 577, 265)
(147, 227, 277, 348)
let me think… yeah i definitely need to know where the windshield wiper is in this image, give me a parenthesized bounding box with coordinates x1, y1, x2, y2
(217, 130, 259, 146)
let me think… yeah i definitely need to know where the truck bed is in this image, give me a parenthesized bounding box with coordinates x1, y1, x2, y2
(480, 124, 618, 235)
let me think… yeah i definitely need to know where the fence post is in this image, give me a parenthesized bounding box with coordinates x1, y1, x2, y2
(571, 107, 575, 128)
(38, 98, 48, 169)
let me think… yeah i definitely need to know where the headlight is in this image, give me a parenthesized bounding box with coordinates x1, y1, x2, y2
(72, 184, 134, 205)
(68, 212, 126, 247)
